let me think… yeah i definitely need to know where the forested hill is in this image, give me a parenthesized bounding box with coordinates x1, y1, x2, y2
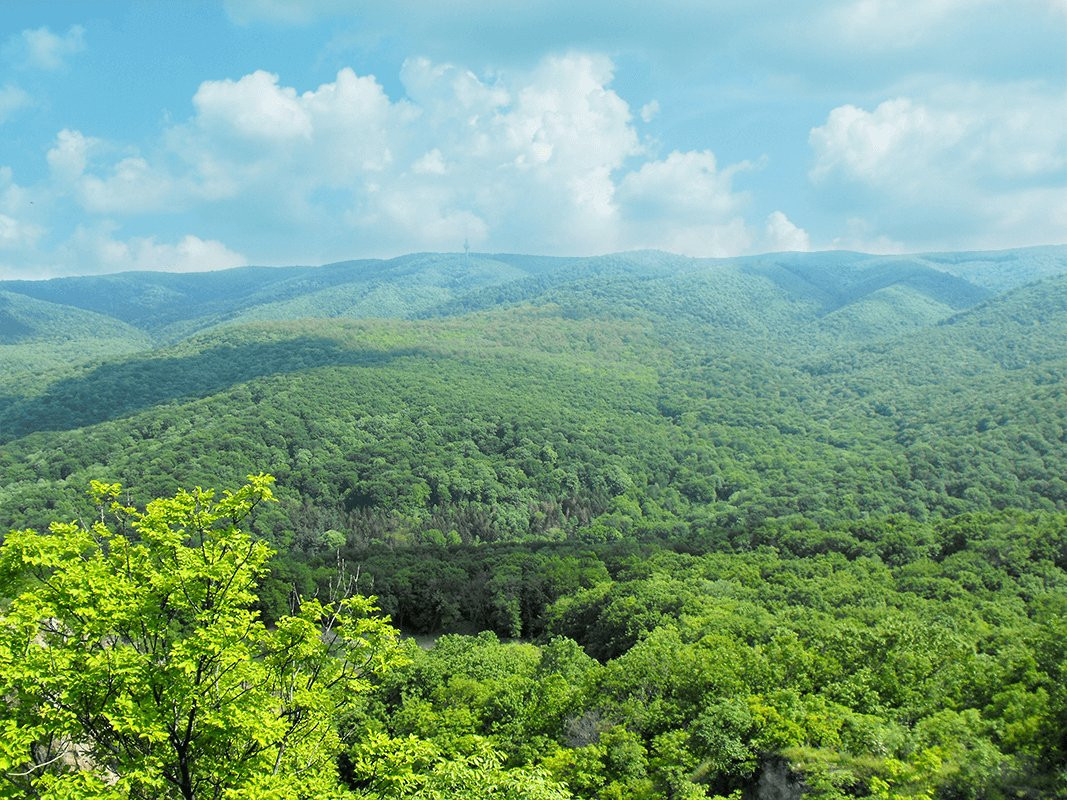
(2, 246, 1064, 343)
(2, 246, 1067, 799)
(1, 246, 1065, 541)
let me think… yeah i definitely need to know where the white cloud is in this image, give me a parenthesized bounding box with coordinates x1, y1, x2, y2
(0, 167, 46, 257)
(412, 149, 447, 175)
(295, 53, 646, 256)
(79, 157, 182, 214)
(505, 54, 639, 174)
(17, 52, 796, 266)
(171, 66, 409, 205)
(0, 167, 31, 213)
(615, 150, 756, 256)
(47, 129, 95, 181)
(0, 218, 246, 279)
(810, 84, 1067, 249)
(811, 90, 1067, 185)
(173, 54, 648, 255)
(640, 101, 660, 123)
(193, 70, 313, 142)
(136, 234, 248, 272)
(620, 151, 749, 219)
(809, 98, 962, 186)
(61, 227, 247, 274)
(0, 84, 31, 123)
(46, 130, 184, 214)
(763, 211, 811, 252)
(4, 25, 85, 71)
(0, 153, 247, 276)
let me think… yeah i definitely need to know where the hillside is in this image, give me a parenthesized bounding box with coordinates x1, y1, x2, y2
(2, 246, 1062, 346)
(0, 290, 151, 393)
(0, 253, 568, 342)
(2, 246, 1066, 800)
(0, 258, 1064, 544)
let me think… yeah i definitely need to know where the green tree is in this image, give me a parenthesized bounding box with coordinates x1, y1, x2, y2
(0, 475, 401, 799)
(345, 733, 572, 799)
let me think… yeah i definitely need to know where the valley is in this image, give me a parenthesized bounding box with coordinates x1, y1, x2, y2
(1, 246, 1065, 799)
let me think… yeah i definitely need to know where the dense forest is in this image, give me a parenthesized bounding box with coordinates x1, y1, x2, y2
(1, 246, 1065, 798)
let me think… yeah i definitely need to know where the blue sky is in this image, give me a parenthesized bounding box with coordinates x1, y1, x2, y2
(1, 1, 1065, 277)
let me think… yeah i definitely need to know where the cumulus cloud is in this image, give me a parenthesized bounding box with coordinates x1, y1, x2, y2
(79, 157, 184, 214)
(0, 167, 32, 212)
(810, 99, 953, 186)
(0, 159, 255, 278)
(47, 129, 95, 181)
(616, 151, 758, 256)
(60, 227, 247, 274)
(0, 213, 44, 251)
(763, 211, 811, 252)
(170, 54, 652, 256)
(412, 149, 447, 176)
(45, 130, 184, 214)
(18, 52, 790, 268)
(0, 167, 45, 251)
(193, 70, 314, 142)
(620, 151, 749, 220)
(809, 84, 1067, 249)
(4, 25, 85, 71)
(0, 227, 246, 279)
(0, 169, 48, 275)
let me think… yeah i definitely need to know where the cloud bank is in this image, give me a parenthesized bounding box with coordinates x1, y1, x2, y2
(809, 83, 1067, 250)
(0, 0, 1063, 278)
(3, 53, 809, 276)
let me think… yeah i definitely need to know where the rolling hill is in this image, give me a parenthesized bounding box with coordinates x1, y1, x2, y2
(0, 248, 1064, 545)
(3, 246, 1067, 800)
(2, 246, 1063, 344)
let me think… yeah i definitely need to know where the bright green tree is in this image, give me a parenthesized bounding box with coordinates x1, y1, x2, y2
(345, 732, 572, 800)
(0, 475, 401, 800)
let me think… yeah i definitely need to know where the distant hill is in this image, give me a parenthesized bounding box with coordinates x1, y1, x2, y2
(0, 290, 151, 393)
(0, 253, 569, 342)
(0, 249, 1063, 541)
(2, 246, 1062, 345)
(921, 244, 1067, 290)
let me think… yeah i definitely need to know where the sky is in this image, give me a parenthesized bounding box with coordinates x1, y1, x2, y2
(0, 1, 1065, 278)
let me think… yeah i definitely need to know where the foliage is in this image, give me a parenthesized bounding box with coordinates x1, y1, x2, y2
(2, 271, 1066, 553)
(1, 247, 1067, 798)
(349, 511, 1067, 799)
(0, 475, 402, 799)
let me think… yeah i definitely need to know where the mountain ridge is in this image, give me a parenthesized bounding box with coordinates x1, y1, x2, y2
(2, 246, 1063, 346)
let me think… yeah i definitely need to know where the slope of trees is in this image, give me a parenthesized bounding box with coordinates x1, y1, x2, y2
(1, 273, 1064, 547)
(3, 247, 1062, 343)
(3, 482, 1064, 799)
(1, 248, 1066, 797)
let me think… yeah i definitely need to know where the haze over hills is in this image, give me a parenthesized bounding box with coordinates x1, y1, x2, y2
(2, 246, 1064, 343)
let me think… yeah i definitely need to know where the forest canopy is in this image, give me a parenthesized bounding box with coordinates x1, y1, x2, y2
(1, 480, 1065, 799)
(1, 248, 1066, 798)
